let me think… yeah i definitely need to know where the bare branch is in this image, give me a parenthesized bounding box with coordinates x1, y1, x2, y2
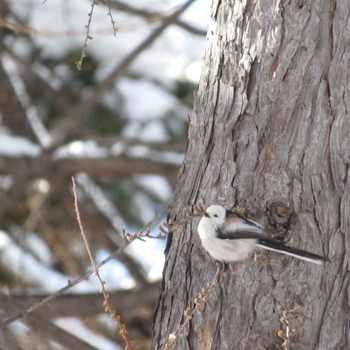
(78, 136, 186, 152)
(109, 0, 207, 36)
(0, 154, 180, 184)
(174, 20, 207, 36)
(0, 294, 99, 350)
(49, 0, 197, 148)
(0, 56, 37, 140)
(0, 242, 128, 329)
(1, 283, 159, 318)
(1, 54, 51, 147)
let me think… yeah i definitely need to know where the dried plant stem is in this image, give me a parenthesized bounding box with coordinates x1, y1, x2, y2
(163, 263, 224, 350)
(72, 176, 132, 349)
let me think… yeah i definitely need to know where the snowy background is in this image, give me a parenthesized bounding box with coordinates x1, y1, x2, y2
(0, 0, 209, 349)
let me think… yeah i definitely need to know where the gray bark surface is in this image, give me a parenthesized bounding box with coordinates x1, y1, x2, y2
(152, 0, 349, 349)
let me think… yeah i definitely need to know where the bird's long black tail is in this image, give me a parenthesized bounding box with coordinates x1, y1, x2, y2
(256, 238, 328, 265)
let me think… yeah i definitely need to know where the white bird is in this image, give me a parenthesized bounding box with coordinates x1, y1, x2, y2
(197, 205, 327, 265)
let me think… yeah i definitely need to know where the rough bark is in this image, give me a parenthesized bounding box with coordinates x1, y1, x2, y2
(152, 0, 349, 349)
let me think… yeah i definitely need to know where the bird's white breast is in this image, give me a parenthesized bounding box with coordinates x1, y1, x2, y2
(197, 216, 257, 262)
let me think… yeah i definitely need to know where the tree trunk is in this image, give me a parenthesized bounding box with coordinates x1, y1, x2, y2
(152, 0, 349, 349)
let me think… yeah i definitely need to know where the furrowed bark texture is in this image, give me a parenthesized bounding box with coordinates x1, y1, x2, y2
(152, 0, 349, 349)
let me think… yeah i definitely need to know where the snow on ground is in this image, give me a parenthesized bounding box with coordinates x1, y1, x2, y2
(118, 78, 179, 121)
(0, 230, 75, 291)
(133, 174, 173, 202)
(55, 318, 122, 350)
(125, 237, 166, 282)
(53, 140, 109, 159)
(0, 134, 41, 157)
(0, 228, 162, 291)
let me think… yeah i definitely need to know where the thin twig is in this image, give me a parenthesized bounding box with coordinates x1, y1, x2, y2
(76, 0, 98, 70)
(102, 0, 117, 35)
(0, 0, 207, 38)
(49, 0, 197, 148)
(0, 294, 99, 350)
(108, 0, 206, 36)
(72, 176, 132, 349)
(76, 0, 118, 69)
(0, 242, 127, 329)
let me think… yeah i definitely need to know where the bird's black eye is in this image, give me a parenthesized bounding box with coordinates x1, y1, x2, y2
(214, 214, 218, 218)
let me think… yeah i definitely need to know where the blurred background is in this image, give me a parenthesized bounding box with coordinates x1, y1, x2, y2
(0, 0, 208, 349)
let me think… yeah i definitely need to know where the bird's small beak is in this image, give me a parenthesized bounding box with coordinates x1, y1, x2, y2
(204, 212, 209, 217)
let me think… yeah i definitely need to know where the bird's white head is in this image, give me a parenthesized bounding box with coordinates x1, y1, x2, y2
(203, 205, 226, 227)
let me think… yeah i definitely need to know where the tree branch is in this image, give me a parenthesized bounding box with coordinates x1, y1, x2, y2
(0, 282, 159, 318)
(0, 154, 180, 184)
(0, 294, 99, 350)
(49, 0, 197, 148)
(0, 242, 129, 329)
(109, 0, 207, 36)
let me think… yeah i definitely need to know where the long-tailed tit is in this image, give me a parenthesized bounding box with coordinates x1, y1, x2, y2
(198, 205, 327, 265)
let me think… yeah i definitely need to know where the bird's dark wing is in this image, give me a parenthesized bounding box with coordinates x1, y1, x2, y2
(216, 210, 265, 240)
(216, 229, 264, 240)
(216, 215, 264, 240)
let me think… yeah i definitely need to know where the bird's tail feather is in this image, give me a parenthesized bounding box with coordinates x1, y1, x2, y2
(256, 238, 328, 265)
